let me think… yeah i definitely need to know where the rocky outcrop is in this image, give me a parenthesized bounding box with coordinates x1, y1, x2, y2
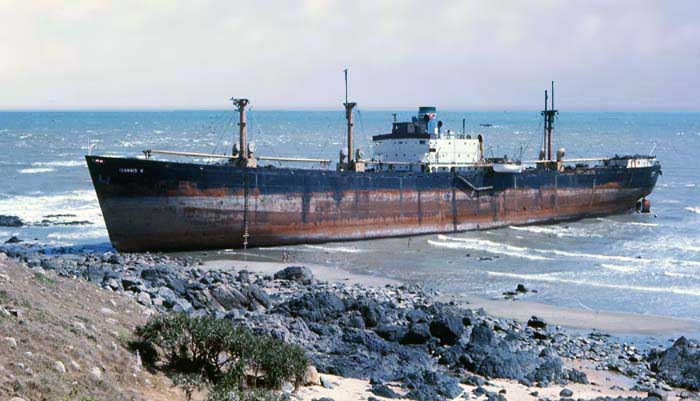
(0, 215, 23, 227)
(648, 337, 700, 391)
(4, 242, 693, 400)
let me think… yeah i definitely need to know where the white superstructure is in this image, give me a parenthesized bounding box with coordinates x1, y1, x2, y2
(370, 107, 484, 173)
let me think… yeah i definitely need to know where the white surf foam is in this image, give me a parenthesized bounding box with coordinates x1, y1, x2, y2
(18, 168, 55, 174)
(685, 207, 700, 214)
(487, 271, 700, 297)
(663, 271, 700, 280)
(31, 160, 84, 167)
(303, 244, 365, 254)
(430, 236, 553, 261)
(625, 222, 659, 227)
(509, 225, 602, 238)
(600, 263, 640, 274)
(0, 190, 103, 226)
(47, 227, 107, 241)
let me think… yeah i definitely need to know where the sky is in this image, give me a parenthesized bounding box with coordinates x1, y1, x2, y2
(1, 0, 698, 111)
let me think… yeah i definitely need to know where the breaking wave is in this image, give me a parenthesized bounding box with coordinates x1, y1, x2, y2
(18, 168, 55, 174)
(0, 190, 102, 226)
(429, 235, 553, 261)
(509, 225, 602, 237)
(486, 271, 700, 297)
(685, 207, 700, 214)
(303, 244, 365, 254)
(31, 160, 84, 167)
(599, 263, 640, 274)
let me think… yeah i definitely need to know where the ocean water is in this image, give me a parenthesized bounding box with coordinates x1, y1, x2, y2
(2, 109, 700, 320)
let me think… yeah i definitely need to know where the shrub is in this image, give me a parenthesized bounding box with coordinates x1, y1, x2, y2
(132, 314, 308, 399)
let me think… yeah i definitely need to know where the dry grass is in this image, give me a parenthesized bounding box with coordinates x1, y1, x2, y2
(0, 257, 190, 401)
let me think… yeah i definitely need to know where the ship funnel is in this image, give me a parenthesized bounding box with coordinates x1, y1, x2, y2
(418, 106, 437, 134)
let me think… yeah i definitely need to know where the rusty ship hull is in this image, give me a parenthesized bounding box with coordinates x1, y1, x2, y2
(85, 155, 660, 252)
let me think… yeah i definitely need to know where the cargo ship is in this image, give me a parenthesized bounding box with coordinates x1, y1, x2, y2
(86, 82, 661, 252)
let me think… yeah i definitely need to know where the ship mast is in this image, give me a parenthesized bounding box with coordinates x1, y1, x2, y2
(342, 69, 360, 171)
(541, 81, 558, 168)
(231, 98, 256, 168)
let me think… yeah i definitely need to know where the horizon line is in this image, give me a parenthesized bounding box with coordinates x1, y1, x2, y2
(1, 107, 700, 113)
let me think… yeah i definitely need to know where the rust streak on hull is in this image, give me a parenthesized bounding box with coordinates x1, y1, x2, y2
(86, 156, 660, 252)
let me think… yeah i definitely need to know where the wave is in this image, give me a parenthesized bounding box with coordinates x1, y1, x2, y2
(625, 222, 659, 227)
(663, 271, 700, 279)
(31, 160, 84, 167)
(599, 263, 640, 273)
(685, 207, 700, 214)
(597, 217, 658, 227)
(0, 189, 102, 226)
(47, 228, 107, 241)
(509, 225, 602, 238)
(430, 236, 552, 261)
(303, 244, 365, 254)
(436, 234, 700, 268)
(18, 168, 55, 174)
(486, 271, 700, 297)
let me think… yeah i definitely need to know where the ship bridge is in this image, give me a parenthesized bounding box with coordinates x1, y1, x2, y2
(372, 107, 483, 173)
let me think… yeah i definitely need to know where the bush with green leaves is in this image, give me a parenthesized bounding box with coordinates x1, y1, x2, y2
(131, 313, 308, 400)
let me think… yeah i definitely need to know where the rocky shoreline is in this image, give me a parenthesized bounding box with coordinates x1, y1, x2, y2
(1, 241, 699, 401)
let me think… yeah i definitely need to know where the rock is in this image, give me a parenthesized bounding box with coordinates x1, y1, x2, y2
(527, 316, 547, 329)
(279, 291, 345, 322)
(211, 285, 248, 310)
(370, 383, 401, 399)
(5, 236, 22, 244)
(648, 388, 669, 401)
(358, 299, 385, 327)
(237, 270, 251, 283)
(320, 376, 334, 389)
(376, 324, 409, 343)
(107, 254, 123, 265)
(99, 307, 115, 315)
(0, 215, 23, 227)
(403, 370, 462, 401)
(559, 388, 574, 397)
(401, 323, 432, 345)
(8, 398, 27, 401)
(648, 336, 700, 391)
(90, 366, 103, 380)
(136, 292, 152, 306)
(429, 310, 465, 345)
(274, 265, 316, 285)
(303, 365, 321, 385)
(54, 360, 66, 373)
(516, 284, 528, 293)
(4, 337, 17, 347)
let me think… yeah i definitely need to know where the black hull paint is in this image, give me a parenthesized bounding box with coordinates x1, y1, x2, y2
(86, 156, 660, 251)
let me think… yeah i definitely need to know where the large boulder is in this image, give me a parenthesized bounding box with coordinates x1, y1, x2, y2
(278, 291, 345, 322)
(274, 265, 316, 285)
(648, 337, 700, 390)
(451, 323, 581, 385)
(400, 323, 432, 345)
(429, 311, 465, 345)
(211, 285, 249, 310)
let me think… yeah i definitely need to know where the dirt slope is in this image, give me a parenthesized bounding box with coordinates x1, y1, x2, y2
(0, 255, 188, 401)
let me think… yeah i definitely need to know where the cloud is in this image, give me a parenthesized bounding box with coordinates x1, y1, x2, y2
(0, 0, 697, 110)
